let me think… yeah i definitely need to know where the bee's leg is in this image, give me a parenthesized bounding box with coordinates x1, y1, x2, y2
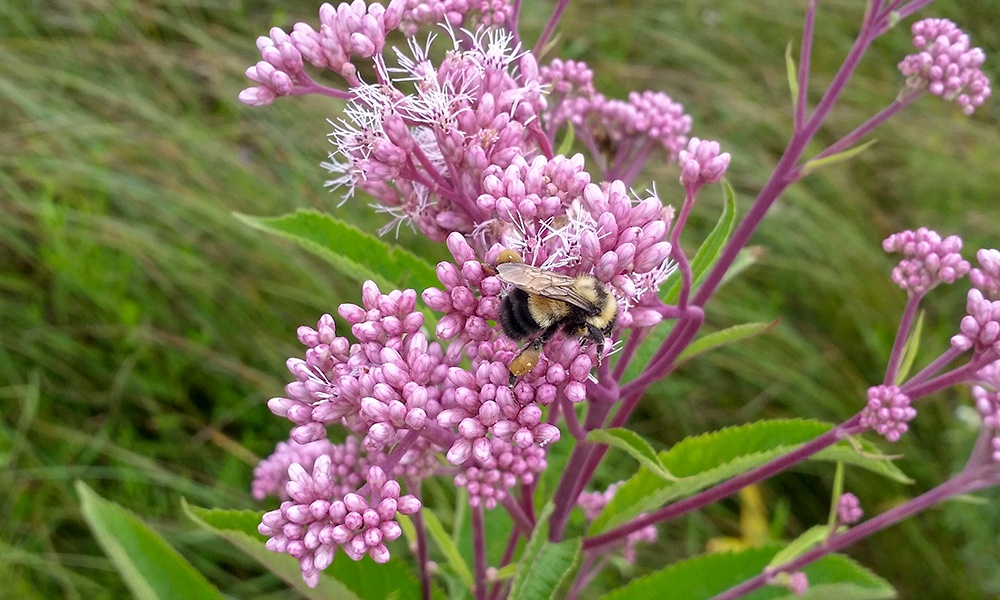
(585, 323, 606, 365)
(509, 339, 543, 386)
(508, 324, 560, 386)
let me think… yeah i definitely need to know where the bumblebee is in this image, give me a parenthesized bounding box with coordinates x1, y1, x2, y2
(493, 255, 618, 381)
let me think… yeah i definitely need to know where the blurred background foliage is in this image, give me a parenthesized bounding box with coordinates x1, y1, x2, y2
(1, 0, 998, 598)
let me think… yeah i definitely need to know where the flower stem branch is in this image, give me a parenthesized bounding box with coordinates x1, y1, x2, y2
(533, 0, 571, 57)
(501, 494, 536, 536)
(884, 293, 923, 384)
(582, 415, 862, 553)
(410, 504, 433, 600)
(903, 352, 996, 399)
(711, 471, 976, 600)
(794, 0, 818, 132)
(472, 504, 488, 600)
(548, 398, 615, 540)
(802, 89, 921, 172)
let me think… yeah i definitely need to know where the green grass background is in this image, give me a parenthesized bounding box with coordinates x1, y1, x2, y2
(1, 0, 998, 598)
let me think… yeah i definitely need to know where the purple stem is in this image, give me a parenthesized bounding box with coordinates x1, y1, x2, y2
(561, 394, 586, 440)
(903, 353, 995, 399)
(904, 346, 965, 386)
(612, 327, 649, 381)
(670, 190, 697, 309)
(564, 552, 598, 600)
(291, 72, 354, 100)
(471, 504, 488, 600)
(711, 472, 975, 600)
(564, 5, 887, 556)
(619, 311, 702, 399)
(501, 494, 535, 536)
(883, 292, 923, 384)
(692, 23, 880, 310)
(411, 504, 433, 600)
(802, 90, 921, 172)
(405, 143, 462, 202)
(420, 422, 459, 448)
(582, 415, 861, 553)
(376, 429, 422, 478)
(614, 141, 656, 187)
(548, 398, 615, 540)
(353, 430, 423, 497)
(506, 0, 523, 48)
(533, 0, 571, 57)
(882, 0, 937, 32)
(527, 121, 556, 159)
(794, 0, 817, 132)
(490, 528, 523, 600)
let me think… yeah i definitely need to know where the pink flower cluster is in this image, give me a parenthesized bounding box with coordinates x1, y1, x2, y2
(540, 59, 692, 171)
(511, 337, 593, 404)
(455, 438, 546, 508)
(259, 463, 420, 587)
(899, 18, 991, 115)
(971, 382, 1000, 463)
(252, 437, 365, 501)
(678, 138, 731, 189)
(240, 2, 404, 105)
(423, 234, 504, 354)
(882, 228, 970, 296)
(477, 153, 592, 226)
(578, 482, 657, 564)
(438, 346, 560, 465)
(836, 492, 863, 525)
(787, 572, 809, 596)
(268, 283, 449, 451)
(951, 289, 1000, 355)
(860, 384, 916, 442)
(322, 27, 548, 242)
(970, 249, 1000, 299)
(395, 0, 515, 36)
(537, 59, 595, 135)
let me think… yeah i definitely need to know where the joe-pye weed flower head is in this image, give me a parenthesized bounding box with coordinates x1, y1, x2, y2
(238, 1, 999, 596)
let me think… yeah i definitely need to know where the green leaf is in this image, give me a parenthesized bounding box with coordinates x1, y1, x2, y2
(599, 546, 775, 600)
(76, 482, 224, 600)
(802, 139, 878, 175)
(181, 501, 361, 600)
(509, 503, 581, 600)
(894, 310, 924, 385)
(235, 208, 440, 296)
(675, 319, 779, 364)
(719, 245, 766, 287)
(662, 179, 738, 303)
(589, 420, 910, 535)
(421, 508, 474, 589)
(812, 438, 913, 485)
(586, 428, 677, 481)
(623, 181, 739, 381)
(556, 122, 576, 157)
(329, 554, 424, 600)
(790, 553, 897, 600)
(768, 525, 830, 568)
(828, 462, 847, 529)
(786, 40, 799, 109)
(598, 545, 895, 600)
(589, 420, 828, 535)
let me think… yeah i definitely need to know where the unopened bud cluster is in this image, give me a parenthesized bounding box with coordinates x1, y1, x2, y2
(899, 18, 991, 115)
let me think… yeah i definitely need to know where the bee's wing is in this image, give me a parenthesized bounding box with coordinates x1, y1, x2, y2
(495, 263, 596, 310)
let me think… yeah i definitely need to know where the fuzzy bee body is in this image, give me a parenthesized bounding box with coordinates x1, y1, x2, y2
(494, 262, 618, 380)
